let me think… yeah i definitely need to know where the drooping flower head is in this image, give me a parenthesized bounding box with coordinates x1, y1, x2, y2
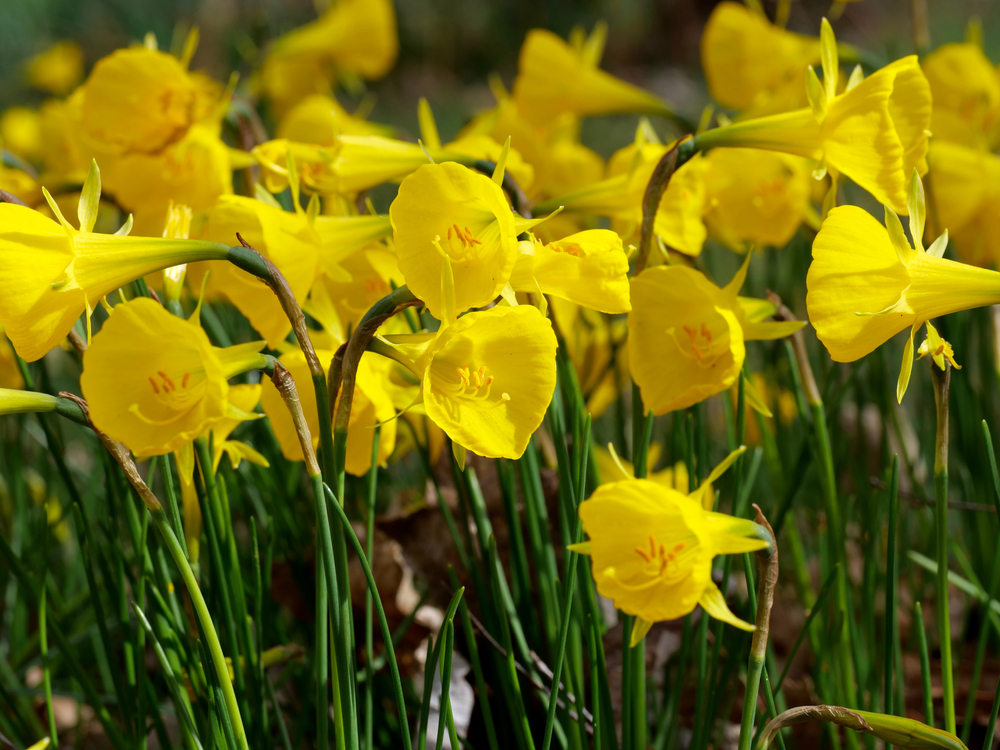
(574, 448, 769, 645)
(629, 257, 803, 415)
(81, 297, 267, 457)
(806, 171, 1000, 402)
(0, 162, 232, 362)
(695, 19, 931, 214)
(391, 161, 542, 320)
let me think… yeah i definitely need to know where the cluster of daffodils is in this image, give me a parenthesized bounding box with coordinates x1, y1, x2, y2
(5, 0, 1000, 645)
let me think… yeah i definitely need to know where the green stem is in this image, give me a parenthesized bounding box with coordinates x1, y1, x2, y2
(40, 582, 57, 747)
(884, 456, 899, 740)
(324, 484, 413, 750)
(737, 514, 778, 750)
(152, 505, 249, 750)
(365, 428, 381, 750)
(914, 601, 935, 727)
(931, 364, 955, 734)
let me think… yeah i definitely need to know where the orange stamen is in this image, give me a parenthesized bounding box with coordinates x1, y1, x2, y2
(149, 377, 160, 394)
(182, 372, 190, 388)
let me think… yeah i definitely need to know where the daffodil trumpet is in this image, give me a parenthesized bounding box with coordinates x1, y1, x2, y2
(806, 170, 1000, 403)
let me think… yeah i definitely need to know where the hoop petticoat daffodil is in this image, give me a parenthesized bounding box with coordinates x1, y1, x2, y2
(806, 171, 996, 402)
(80, 297, 268, 457)
(508, 229, 631, 314)
(511, 26, 674, 127)
(0, 161, 232, 362)
(694, 19, 931, 215)
(629, 255, 804, 415)
(390, 160, 548, 321)
(571, 447, 769, 646)
(701, 1, 821, 113)
(376, 304, 558, 461)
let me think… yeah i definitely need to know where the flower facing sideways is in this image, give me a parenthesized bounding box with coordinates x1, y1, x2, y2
(573, 447, 769, 646)
(694, 19, 931, 214)
(81, 297, 267, 457)
(806, 171, 998, 402)
(0, 162, 231, 362)
(629, 256, 804, 415)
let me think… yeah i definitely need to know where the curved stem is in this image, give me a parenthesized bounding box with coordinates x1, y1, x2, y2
(738, 508, 778, 750)
(633, 137, 698, 276)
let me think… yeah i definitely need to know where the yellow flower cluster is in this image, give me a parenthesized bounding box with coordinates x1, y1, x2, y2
(5, 0, 1000, 647)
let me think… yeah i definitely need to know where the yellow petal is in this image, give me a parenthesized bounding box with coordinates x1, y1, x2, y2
(422, 305, 557, 460)
(391, 162, 519, 320)
(699, 581, 755, 632)
(630, 617, 654, 648)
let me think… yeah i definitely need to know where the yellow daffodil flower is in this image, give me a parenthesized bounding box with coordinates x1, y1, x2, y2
(694, 20, 930, 214)
(0, 326, 23, 390)
(390, 161, 541, 320)
(806, 171, 1000, 401)
(922, 42, 1000, 150)
(1, 106, 43, 162)
(916, 321, 961, 373)
(701, 2, 820, 114)
(926, 141, 1000, 267)
(102, 123, 233, 236)
(201, 194, 390, 347)
(259, 0, 397, 115)
(382, 304, 557, 460)
(511, 26, 673, 127)
(80, 46, 215, 156)
(260, 349, 396, 476)
(702, 148, 812, 251)
(277, 94, 393, 146)
(630, 257, 804, 414)
(541, 132, 707, 256)
(0, 163, 232, 362)
(26, 40, 85, 96)
(573, 448, 768, 645)
(81, 297, 267, 457)
(509, 230, 631, 314)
